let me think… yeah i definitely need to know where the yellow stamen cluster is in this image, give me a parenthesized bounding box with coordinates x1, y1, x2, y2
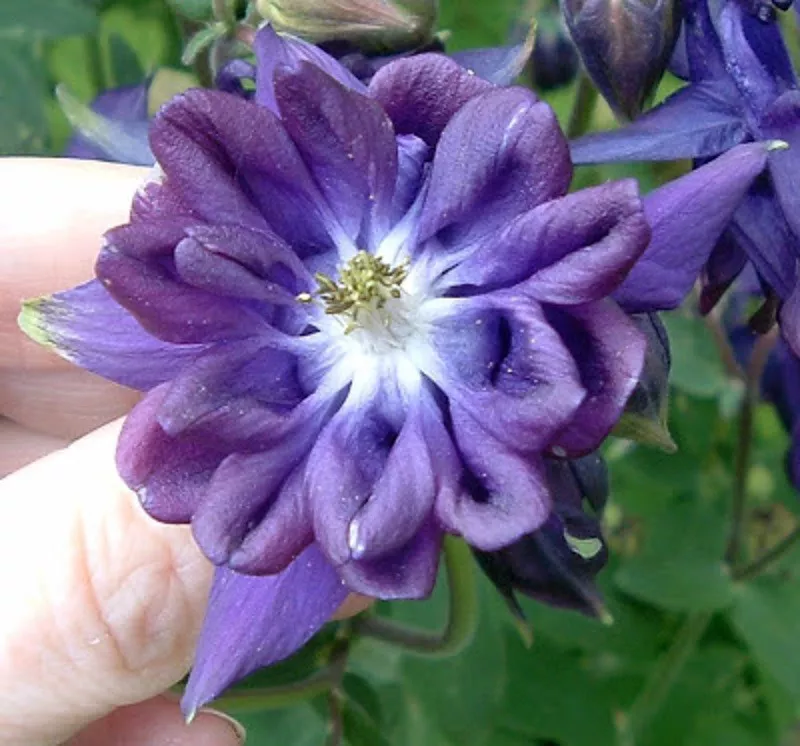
(298, 251, 409, 333)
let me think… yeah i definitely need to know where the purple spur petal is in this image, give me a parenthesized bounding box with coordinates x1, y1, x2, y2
(182, 544, 349, 717)
(448, 28, 535, 86)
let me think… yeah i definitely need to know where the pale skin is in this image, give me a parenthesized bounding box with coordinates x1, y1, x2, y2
(0, 159, 370, 746)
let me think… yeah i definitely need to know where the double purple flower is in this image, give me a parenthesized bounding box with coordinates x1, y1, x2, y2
(22, 25, 772, 713)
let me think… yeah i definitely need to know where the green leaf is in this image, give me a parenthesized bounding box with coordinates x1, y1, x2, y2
(108, 32, 144, 87)
(236, 702, 329, 746)
(728, 577, 800, 702)
(342, 674, 391, 746)
(0, 41, 49, 155)
(0, 0, 97, 39)
(614, 498, 735, 612)
(661, 312, 734, 399)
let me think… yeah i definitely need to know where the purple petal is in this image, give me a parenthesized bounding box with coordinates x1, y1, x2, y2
(96, 248, 269, 344)
(391, 134, 430, 222)
(182, 544, 349, 717)
(761, 90, 800, 243)
(227, 457, 315, 574)
(684, 0, 727, 82)
(117, 385, 224, 522)
(306, 403, 393, 565)
(699, 231, 748, 314)
(439, 406, 551, 550)
(18, 279, 206, 391)
(149, 89, 345, 252)
(546, 301, 646, 455)
(718, 0, 795, 116)
(346, 394, 441, 562)
(614, 142, 770, 313)
(254, 24, 366, 115)
(570, 81, 748, 164)
(417, 87, 571, 253)
(63, 82, 153, 165)
(425, 297, 585, 453)
(369, 53, 493, 145)
(339, 521, 442, 600)
(275, 62, 398, 247)
(448, 30, 535, 86)
(191, 439, 313, 565)
(728, 182, 799, 301)
(156, 341, 303, 437)
(779, 283, 800, 359)
(437, 180, 648, 302)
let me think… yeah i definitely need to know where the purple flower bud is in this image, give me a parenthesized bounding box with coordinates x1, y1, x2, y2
(530, 12, 580, 90)
(474, 455, 610, 619)
(561, 0, 682, 118)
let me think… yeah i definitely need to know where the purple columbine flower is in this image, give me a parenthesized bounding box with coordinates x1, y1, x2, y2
(18, 24, 772, 714)
(571, 0, 800, 350)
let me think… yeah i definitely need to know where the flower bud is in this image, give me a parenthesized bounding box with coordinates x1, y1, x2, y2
(560, 0, 682, 119)
(613, 313, 676, 452)
(530, 13, 579, 90)
(255, 0, 436, 52)
(474, 455, 610, 621)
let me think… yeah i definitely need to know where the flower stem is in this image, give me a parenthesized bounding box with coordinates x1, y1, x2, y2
(567, 72, 598, 139)
(619, 612, 713, 746)
(733, 524, 800, 582)
(355, 536, 478, 657)
(209, 668, 335, 715)
(725, 330, 778, 565)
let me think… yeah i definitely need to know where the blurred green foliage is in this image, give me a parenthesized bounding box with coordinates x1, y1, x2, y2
(3, 1, 800, 744)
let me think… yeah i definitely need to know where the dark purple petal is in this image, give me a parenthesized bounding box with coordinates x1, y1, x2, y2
(156, 340, 303, 436)
(729, 181, 799, 300)
(96, 248, 269, 344)
(439, 406, 551, 550)
(684, 0, 728, 81)
(437, 180, 648, 303)
(570, 81, 748, 164)
(368, 53, 493, 145)
(761, 90, 800, 242)
(779, 283, 800, 358)
(191, 439, 313, 565)
(391, 134, 430, 222)
(346, 393, 442, 561)
(254, 24, 366, 115)
(227, 457, 315, 574)
(339, 521, 442, 599)
(275, 62, 398, 247)
(307, 402, 394, 565)
(149, 89, 346, 252)
(182, 545, 349, 717)
(426, 297, 585, 454)
(699, 231, 748, 314)
(117, 385, 224, 522)
(614, 142, 770, 313)
(417, 87, 571, 254)
(18, 280, 206, 391)
(546, 301, 646, 456)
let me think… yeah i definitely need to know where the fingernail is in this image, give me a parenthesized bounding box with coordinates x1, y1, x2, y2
(200, 707, 247, 744)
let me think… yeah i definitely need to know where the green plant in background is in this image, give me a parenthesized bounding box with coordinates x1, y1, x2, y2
(5, 1, 800, 745)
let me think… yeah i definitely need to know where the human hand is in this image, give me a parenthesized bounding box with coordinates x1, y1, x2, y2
(0, 158, 244, 746)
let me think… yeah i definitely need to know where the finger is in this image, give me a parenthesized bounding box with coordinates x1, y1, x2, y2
(0, 418, 67, 477)
(64, 695, 245, 746)
(0, 420, 213, 746)
(0, 158, 148, 372)
(0, 369, 139, 440)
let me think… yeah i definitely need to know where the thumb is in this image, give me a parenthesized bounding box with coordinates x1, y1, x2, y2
(0, 420, 225, 745)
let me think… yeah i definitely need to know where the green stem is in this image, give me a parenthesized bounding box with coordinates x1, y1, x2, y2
(620, 612, 713, 746)
(355, 536, 478, 658)
(208, 668, 334, 715)
(725, 330, 778, 565)
(733, 525, 800, 582)
(567, 72, 598, 139)
(83, 34, 106, 95)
